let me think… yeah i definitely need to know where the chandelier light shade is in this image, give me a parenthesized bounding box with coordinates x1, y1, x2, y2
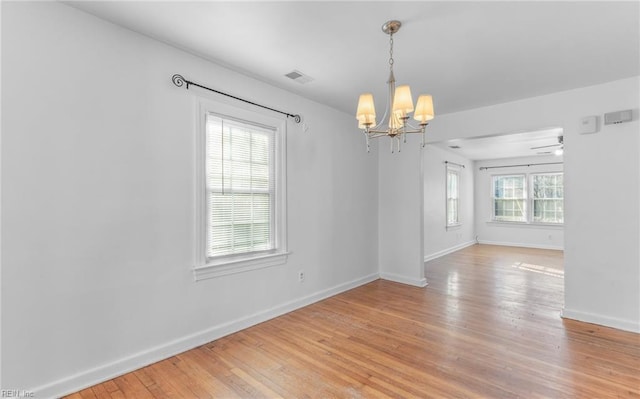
(356, 93, 377, 127)
(392, 85, 414, 117)
(356, 20, 435, 153)
(414, 95, 435, 123)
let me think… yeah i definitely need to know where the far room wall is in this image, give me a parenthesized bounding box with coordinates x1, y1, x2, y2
(423, 149, 565, 260)
(474, 155, 564, 250)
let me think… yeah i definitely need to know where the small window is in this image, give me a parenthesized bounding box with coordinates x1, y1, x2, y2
(446, 168, 460, 226)
(195, 99, 288, 280)
(492, 175, 527, 222)
(532, 173, 564, 224)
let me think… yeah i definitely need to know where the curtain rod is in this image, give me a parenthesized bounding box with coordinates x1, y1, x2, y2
(172, 74, 301, 123)
(479, 161, 563, 171)
(445, 161, 466, 168)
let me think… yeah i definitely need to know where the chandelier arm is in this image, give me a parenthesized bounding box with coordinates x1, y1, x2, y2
(401, 129, 425, 134)
(366, 132, 391, 139)
(403, 120, 430, 130)
(403, 120, 419, 130)
(372, 104, 390, 131)
(367, 129, 393, 135)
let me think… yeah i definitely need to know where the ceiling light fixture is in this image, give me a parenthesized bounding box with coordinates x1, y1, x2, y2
(356, 20, 434, 153)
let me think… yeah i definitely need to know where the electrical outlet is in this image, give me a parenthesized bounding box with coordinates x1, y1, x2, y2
(298, 270, 305, 283)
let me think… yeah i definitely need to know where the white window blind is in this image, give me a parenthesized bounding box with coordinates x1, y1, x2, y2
(205, 114, 276, 258)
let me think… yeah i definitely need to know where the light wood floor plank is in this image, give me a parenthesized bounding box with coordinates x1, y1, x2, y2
(65, 244, 640, 398)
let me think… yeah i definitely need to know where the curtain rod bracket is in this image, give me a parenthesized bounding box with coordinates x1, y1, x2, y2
(171, 74, 301, 123)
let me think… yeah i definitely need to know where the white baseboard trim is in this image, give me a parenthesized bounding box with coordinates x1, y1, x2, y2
(33, 273, 380, 399)
(561, 308, 640, 333)
(380, 272, 427, 287)
(477, 240, 563, 251)
(423, 240, 476, 262)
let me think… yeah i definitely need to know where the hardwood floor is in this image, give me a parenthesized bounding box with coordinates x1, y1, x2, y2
(66, 244, 640, 398)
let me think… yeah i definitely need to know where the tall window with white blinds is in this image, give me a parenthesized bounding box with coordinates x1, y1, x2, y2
(446, 168, 460, 226)
(206, 115, 276, 258)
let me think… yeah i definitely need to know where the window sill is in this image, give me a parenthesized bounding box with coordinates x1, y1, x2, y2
(446, 223, 462, 230)
(194, 251, 290, 281)
(486, 221, 563, 229)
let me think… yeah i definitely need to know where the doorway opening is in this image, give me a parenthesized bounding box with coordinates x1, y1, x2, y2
(422, 126, 565, 304)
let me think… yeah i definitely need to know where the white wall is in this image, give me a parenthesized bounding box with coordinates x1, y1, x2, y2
(1, 2, 378, 396)
(378, 136, 426, 287)
(423, 145, 475, 261)
(475, 155, 564, 250)
(427, 76, 640, 333)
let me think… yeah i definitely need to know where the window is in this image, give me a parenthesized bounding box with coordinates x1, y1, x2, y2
(446, 168, 460, 226)
(491, 172, 564, 224)
(206, 115, 274, 257)
(195, 99, 288, 280)
(532, 173, 564, 223)
(492, 175, 527, 222)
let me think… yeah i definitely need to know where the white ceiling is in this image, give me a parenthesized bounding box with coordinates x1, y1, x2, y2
(65, 1, 639, 117)
(431, 127, 564, 161)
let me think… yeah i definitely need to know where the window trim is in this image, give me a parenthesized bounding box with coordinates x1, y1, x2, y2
(446, 166, 461, 228)
(194, 98, 288, 281)
(489, 171, 564, 226)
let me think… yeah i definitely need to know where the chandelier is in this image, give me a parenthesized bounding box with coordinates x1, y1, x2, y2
(356, 20, 435, 153)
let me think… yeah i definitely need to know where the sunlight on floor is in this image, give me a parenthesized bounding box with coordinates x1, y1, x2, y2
(512, 262, 564, 278)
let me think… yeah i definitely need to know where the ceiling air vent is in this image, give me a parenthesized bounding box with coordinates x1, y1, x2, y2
(285, 70, 314, 84)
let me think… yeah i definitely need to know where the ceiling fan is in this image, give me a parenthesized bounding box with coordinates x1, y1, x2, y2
(531, 135, 563, 150)
(531, 135, 564, 155)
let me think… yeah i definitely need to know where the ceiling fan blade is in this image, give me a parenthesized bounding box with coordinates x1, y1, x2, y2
(531, 143, 561, 150)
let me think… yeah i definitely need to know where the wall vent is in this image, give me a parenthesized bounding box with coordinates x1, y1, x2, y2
(604, 109, 632, 125)
(285, 70, 314, 84)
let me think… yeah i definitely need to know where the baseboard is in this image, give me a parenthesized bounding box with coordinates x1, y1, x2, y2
(380, 272, 427, 287)
(477, 240, 563, 251)
(561, 308, 640, 333)
(33, 273, 380, 399)
(423, 240, 476, 262)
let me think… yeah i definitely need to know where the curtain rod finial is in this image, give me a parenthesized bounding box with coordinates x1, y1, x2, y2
(172, 74, 185, 87)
